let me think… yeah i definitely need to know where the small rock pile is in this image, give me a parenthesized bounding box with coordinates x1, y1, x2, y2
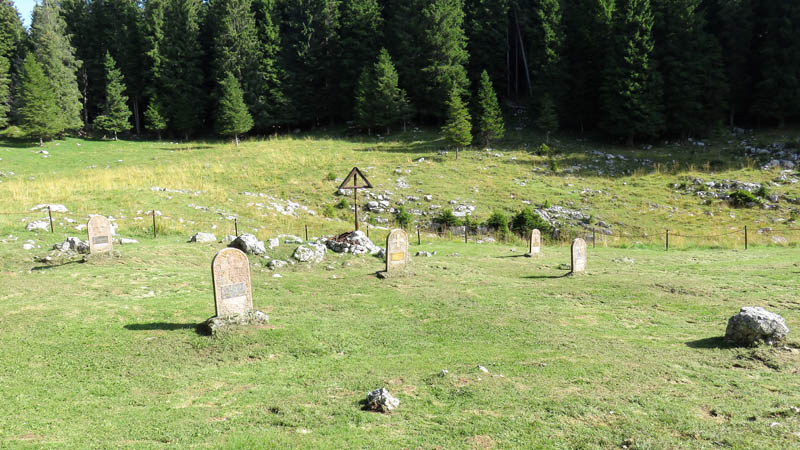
(325, 231, 382, 255)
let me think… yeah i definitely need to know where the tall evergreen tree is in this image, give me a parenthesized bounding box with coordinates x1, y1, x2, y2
(600, 0, 663, 144)
(250, 0, 285, 130)
(30, 0, 83, 132)
(751, 0, 800, 128)
(18, 54, 61, 145)
(464, 0, 509, 99)
(353, 48, 411, 135)
(144, 94, 167, 139)
(654, 0, 727, 137)
(338, 0, 383, 119)
(216, 72, 253, 146)
(0, 0, 24, 64)
(382, 0, 427, 119)
(279, 0, 341, 126)
(441, 86, 472, 149)
(419, 0, 470, 122)
(475, 70, 504, 146)
(93, 52, 131, 139)
(160, 0, 205, 137)
(0, 55, 10, 128)
(561, 0, 612, 132)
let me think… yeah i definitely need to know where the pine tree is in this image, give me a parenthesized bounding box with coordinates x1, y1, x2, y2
(475, 70, 504, 146)
(18, 54, 61, 145)
(144, 95, 168, 139)
(0, 55, 9, 128)
(353, 67, 375, 133)
(600, 0, 663, 145)
(371, 48, 411, 134)
(654, 0, 727, 137)
(93, 52, 131, 139)
(0, 0, 24, 63)
(251, 0, 286, 129)
(751, 0, 800, 128)
(30, 0, 83, 133)
(441, 86, 472, 150)
(419, 0, 470, 122)
(338, 0, 383, 119)
(464, 0, 509, 99)
(216, 72, 253, 146)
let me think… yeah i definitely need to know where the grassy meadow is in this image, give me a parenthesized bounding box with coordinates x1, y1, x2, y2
(0, 129, 799, 448)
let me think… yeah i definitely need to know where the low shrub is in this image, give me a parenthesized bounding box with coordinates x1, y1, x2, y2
(728, 190, 759, 208)
(395, 207, 413, 228)
(511, 207, 553, 236)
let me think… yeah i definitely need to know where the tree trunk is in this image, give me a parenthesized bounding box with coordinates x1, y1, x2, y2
(133, 97, 141, 135)
(729, 109, 735, 128)
(114, 131, 117, 140)
(626, 134, 634, 147)
(39, 137, 43, 147)
(235, 134, 239, 147)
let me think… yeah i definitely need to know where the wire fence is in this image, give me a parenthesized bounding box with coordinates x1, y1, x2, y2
(1, 206, 799, 250)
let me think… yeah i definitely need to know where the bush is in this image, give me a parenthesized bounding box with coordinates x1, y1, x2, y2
(326, 172, 337, 181)
(434, 209, 461, 227)
(535, 143, 551, 156)
(322, 204, 336, 218)
(542, 199, 551, 209)
(485, 211, 510, 240)
(395, 207, 413, 228)
(728, 190, 759, 207)
(755, 184, 769, 198)
(548, 158, 558, 172)
(511, 207, 553, 236)
(335, 198, 350, 209)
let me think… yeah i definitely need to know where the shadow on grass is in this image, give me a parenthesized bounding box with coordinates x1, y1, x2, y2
(496, 254, 529, 259)
(522, 272, 571, 279)
(155, 146, 215, 151)
(31, 260, 86, 271)
(124, 323, 204, 334)
(686, 336, 734, 349)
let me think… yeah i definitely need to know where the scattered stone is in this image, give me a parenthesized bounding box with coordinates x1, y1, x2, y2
(22, 242, 35, 250)
(268, 238, 280, 249)
(439, 369, 449, 376)
(571, 238, 587, 274)
(325, 231, 381, 255)
(267, 259, 288, 270)
(189, 232, 217, 243)
(364, 388, 400, 413)
(725, 307, 789, 346)
(202, 310, 268, 336)
(415, 251, 433, 257)
(117, 237, 139, 245)
(292, 243, 326, 263)
(88, 215, 114, 254)
(478, 365, 489, 373)
(53, 237, 89, 254)
(31, 204, 67, 213)
(25, 220, 50, 232)
(228, 233, 266, 255)
(272, 273, 282, 278)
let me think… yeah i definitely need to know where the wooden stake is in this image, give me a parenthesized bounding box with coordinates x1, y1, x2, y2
(47, 206, 54, 233)
(152, 210, 157, 238)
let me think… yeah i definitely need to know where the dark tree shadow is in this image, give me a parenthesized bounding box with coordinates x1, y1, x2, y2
(156, 146, 214, 151)
(31, 260, 86, 271)
(124, 323, 205, 335)
(496, 254, 529, 259)
(523, 272, 571, 279)
(686, 337, 734, 349)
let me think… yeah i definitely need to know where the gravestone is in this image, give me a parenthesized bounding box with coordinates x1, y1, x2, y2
(571, 238, 587, 274)
(526, 229, 541, 257)
(87, 215, 114, 254)
(211, 248, 253, 317)
(385, 229, 409, 272)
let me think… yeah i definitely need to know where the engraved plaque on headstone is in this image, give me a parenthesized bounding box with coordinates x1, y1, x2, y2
(87, 215, 114, 254)
(385, 229, 409, 272)
(528, 229, 541, 256)
(211, 248, 253, 317)
(571, 238, 587, 273)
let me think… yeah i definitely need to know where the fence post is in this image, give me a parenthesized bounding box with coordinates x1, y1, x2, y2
(464, 225, 468, 243)
(305, 224, 308, 241)
(417, 225, 421, 245)
(47, 206, 54, 233)
(744, 225, 748, 250)
(366, 226, 369, 238)
(152, 210, 157, 238)
(234, 218, 239, 237)
(592, 228, 596, 249)
(665, 229, 669, 251)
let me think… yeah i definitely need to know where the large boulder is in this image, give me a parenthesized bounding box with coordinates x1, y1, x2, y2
(292, 243, 326, 263)
(189, 232, 216, 243)
(725, 307, 789, 346)
(325, 231, 381, 255)
(228, 233, 266, 255)
(365, 387, 400, 413)
(53, 237, 89, 254)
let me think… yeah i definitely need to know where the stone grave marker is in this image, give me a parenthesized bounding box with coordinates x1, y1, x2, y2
(385, 229, 409, 272)
(526, 229, 541, 257)
(211, 247, 253, 317)
(571, 238, 587, 274)
(87, 215, 114, 254)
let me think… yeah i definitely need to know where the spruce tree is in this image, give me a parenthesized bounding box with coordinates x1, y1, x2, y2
(0, 55, 9, 128)
(216, 72, 253, 146)
(18, 54, 61, 145)
(599, 0, 663, 145)
(30, 0, 83, 133)
(251, 0, 286, 129)
(144, 95, 168, 139)
(338, 0, 383, 119)
(475, 70, 504, 146)
(465, 0, 509, 99)
(0, 0, 24, 64)
(371, 48, 411, 135)
(353, 67, 375, 133)
(419, 0, 470, 122)
(441, 86, 472, 150)
(93, 52, 131, 139)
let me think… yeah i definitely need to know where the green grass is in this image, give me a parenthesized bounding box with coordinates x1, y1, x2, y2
(0, 130, 799, 448)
